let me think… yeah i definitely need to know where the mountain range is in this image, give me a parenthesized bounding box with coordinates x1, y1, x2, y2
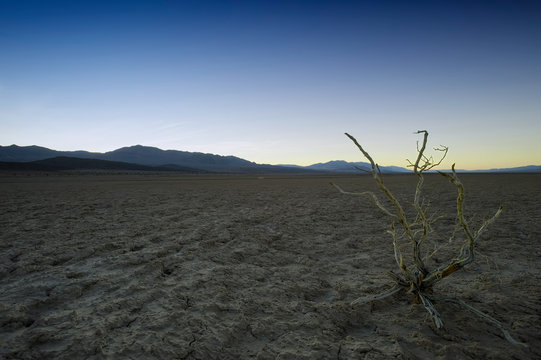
(0, 144, 539, 174)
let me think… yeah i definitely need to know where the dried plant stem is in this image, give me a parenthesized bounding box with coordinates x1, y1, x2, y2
(434, 296, 525, 345)
(334, 130, 524, 346)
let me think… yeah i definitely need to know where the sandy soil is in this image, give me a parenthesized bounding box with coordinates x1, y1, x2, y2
(0, 173, 539, 359)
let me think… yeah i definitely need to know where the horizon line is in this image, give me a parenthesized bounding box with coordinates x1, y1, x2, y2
(1, 143, 539, 172)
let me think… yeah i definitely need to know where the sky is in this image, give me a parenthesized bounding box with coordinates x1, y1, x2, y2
(1, 0, 540, 170)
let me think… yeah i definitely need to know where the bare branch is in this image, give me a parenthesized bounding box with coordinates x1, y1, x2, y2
(436, 297, 526, 346)
(343, 133, 411, 237)
(329, 182, 396, 219)
(413, 130, 429, 174)
(419, 293, 444, 329)
(345, 133, 376, 172)
(474, 205, 504, 241)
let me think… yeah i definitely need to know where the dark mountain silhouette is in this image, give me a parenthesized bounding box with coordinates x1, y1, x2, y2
(1, 144, 538, 173)
(280, 160, 410, 173)
(0, 145, 100, 162)
(0, 145, 317, 173)
(0, 157, 205, 173)
(101, 145, 261, 172)
(465, 165, 541, 173)
(304, 160, 409, 173)
(0, 145, 266, 173)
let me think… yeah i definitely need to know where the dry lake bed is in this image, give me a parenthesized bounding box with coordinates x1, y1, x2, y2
(1, 173, 540, 359)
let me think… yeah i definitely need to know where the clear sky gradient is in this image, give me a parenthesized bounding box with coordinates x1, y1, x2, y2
(1, 0, 540, 169)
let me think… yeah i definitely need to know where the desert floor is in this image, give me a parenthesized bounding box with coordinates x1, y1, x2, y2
(0, 173, 539, 359)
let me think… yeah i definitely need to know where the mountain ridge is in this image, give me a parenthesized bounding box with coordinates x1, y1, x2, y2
(0, 144, 539, 173)
(279, 160, 410, 173)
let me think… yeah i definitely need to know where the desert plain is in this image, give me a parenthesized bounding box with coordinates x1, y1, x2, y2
(0, 172, 540, 359)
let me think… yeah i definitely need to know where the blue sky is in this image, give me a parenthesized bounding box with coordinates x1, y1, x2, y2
(1, 0, 539, 169)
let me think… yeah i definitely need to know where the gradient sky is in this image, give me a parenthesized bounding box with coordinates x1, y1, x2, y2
(1, 0, 540, 169)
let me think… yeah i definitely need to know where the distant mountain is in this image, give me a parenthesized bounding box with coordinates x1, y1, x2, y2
(465, 165, 541, 173)
(299, 161, 541, 174)
(0, 145, 101, 162)
(0, 157, 205, 173)
(101, 145, 261, 172)
(0, 145, 314, 174)
(283, 160, 409, 173)
(96, 145, 319, 173)
(1, 144, 539, 174)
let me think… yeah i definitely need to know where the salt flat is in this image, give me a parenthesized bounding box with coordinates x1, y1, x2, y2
(1, 173, 539, 359)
